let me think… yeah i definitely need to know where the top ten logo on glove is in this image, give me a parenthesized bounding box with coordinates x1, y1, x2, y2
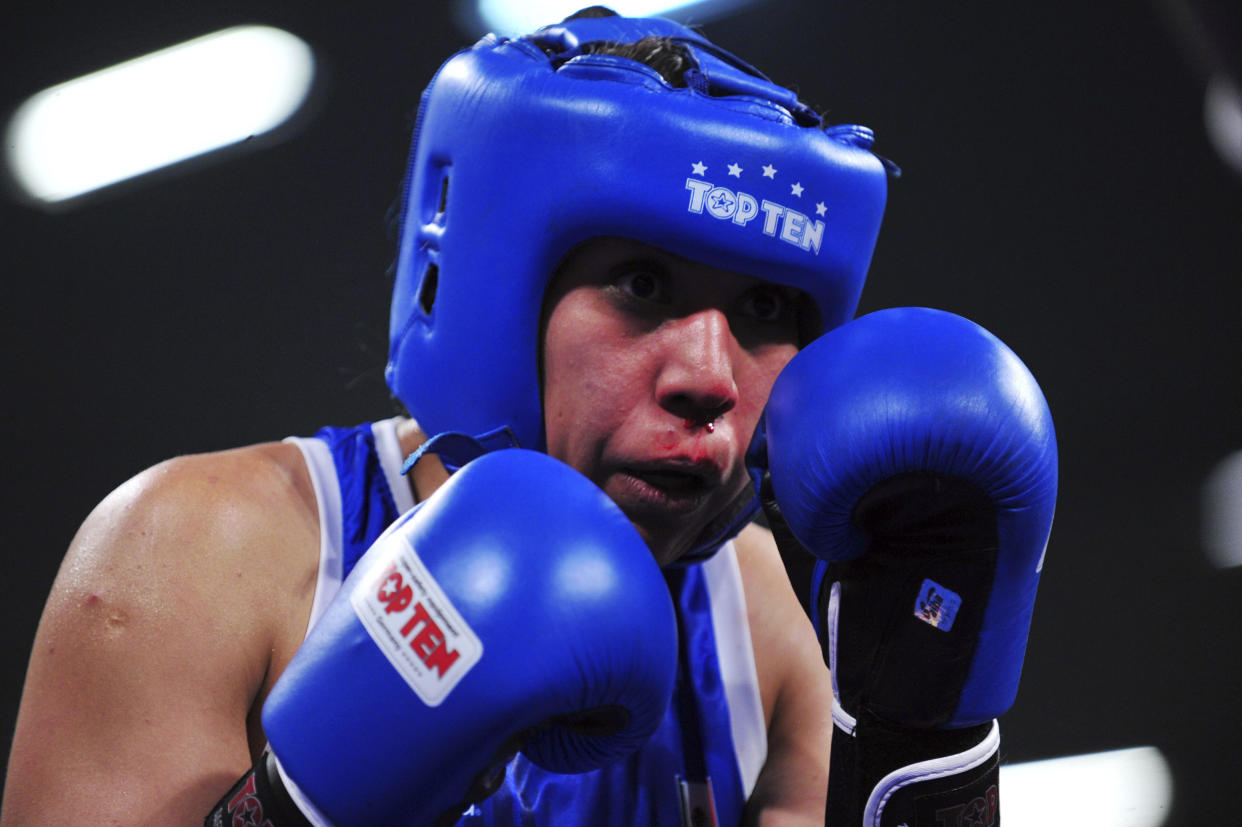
(351, 541, 483, 706)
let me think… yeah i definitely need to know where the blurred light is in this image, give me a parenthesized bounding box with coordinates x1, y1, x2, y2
(5, 25, 314, 204)
(458, 550, 511, 605)
(1204, 74, 1242, 177)
(556, 551, 618, 597)
(1000, 746, 1173, 827)
(1203, 449, 1242, 568)
(473, 0, 758, 36)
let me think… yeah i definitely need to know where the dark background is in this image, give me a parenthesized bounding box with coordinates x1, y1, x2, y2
(3, 0, 1239, 821)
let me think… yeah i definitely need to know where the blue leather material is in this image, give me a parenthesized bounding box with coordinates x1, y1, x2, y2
(305, 422, 756, 824)
(455, 564, 748, 827)
(765, 308, 1058, 727)
(263, 450, 679, 825)
(386, 14, 889, 454)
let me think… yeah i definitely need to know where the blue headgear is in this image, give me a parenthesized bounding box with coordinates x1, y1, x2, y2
(387, 14, 889, 455)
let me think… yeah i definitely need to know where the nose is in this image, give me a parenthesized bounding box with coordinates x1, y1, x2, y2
(655, 308, 739, 425)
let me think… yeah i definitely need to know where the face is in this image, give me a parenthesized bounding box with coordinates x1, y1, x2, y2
(541, 237, 802, 566)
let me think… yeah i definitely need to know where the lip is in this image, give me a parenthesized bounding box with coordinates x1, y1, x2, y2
(609, 459, 724, 517)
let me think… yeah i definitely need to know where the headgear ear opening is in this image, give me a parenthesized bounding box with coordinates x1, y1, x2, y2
(386, 13, 889, 457)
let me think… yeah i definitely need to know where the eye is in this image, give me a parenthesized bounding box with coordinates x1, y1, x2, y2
(613, 264, 668, 303)
(738, 285, 789, 322)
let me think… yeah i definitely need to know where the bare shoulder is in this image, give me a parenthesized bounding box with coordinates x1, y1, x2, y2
(55, 442, 321, 643)
(734, 522, 832, 826)
(3, 441, 321, 824)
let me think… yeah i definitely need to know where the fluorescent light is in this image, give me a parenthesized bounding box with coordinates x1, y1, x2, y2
(1204, 449, 1242, 568)
(1000, 746, 1173, 827)
(5, 25, 314, 204)
(1205, 75, 1242, 177)
(473, 0, 758, 36)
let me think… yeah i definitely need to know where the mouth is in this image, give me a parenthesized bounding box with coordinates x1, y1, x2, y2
(611, 460, 723, 517)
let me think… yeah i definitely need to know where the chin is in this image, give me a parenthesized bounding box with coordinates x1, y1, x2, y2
(625, 498, 741, 568)
(631, 525, 697, 568)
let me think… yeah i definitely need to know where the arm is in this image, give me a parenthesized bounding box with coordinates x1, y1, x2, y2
(735, 522, 833, 827)
(2, 443, 320, 825)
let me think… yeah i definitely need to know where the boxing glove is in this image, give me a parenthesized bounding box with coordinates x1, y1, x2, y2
(761, 307, 1057, 826)
(207, 448, 678, 827)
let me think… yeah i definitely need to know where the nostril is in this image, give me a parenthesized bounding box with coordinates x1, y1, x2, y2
(700, 400, 733, 424)
(663, 394, 734, 427)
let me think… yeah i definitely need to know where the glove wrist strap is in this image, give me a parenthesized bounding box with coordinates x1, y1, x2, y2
(828, 705, 1000, 827)
(205, 747, 314, 827)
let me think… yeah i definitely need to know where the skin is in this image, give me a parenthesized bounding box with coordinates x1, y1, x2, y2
(543, 238, 831, 822)
(542, 237, 799, 567)
(2, 237, 831, 825)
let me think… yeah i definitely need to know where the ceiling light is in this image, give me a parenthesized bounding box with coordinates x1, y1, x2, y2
(5, 25, 314, 205)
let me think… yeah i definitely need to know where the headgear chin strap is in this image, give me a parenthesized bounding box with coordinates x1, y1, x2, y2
(387, 13, 889, 561)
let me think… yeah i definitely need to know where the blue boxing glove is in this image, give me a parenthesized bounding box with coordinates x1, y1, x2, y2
(760, 307, 1057, 826)
(206, 449, 677, 827)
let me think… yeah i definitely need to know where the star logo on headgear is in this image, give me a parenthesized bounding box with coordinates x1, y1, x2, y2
(790, 182, 804, 197)
(691, 161, 707, 176)
(727, 163, 743, 177)
(762, 164, 777, 179)
(815, 202, 827, 217)
(709, 190, 735, 213)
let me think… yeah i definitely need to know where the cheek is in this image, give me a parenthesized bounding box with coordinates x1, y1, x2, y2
(541, 337, 587, 458)
(545, 347, 646, 435)
(740, 344, 798, 417)
(541, 302, 642, 460)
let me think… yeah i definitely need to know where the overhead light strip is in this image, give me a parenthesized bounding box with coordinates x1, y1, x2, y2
(5, 25, 314, 204)
(1000, 746, 1173, 826)
(473, 0, 758, 36)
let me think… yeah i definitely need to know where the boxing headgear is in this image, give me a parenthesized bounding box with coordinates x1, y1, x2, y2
(387, 13, 889, 452)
